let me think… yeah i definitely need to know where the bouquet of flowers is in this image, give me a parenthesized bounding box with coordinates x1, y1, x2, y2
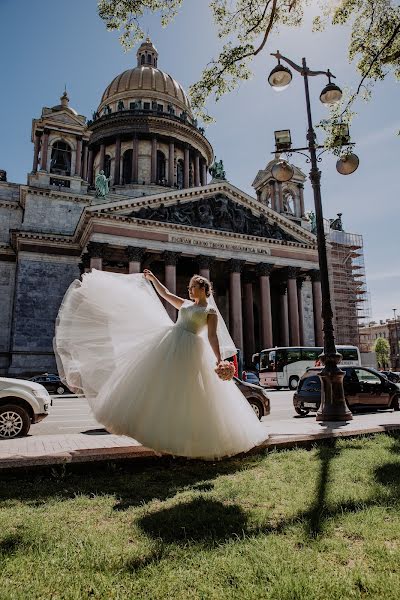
(215, 360, 235, 381)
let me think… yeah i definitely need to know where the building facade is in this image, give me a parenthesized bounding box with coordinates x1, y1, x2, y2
(0, 39, 365, 377)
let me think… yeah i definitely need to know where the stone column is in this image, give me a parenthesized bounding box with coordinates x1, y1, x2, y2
(168, 140, 175, 186)
(114, 137, 121, 185)
(228, 259, 244, 352)
(87, 147, 94, 186)
(311, 270, 323, 346)
(99, 143, 106, 173)
(40, 129, 49, 171)
(194, 153, 200, 187)
(196, 255, 214, 281)
(243, 272, 256, 366)
(75, 136, 82, 177)
(277, 283, 289, 346)
(287, 267, 301, 346)
(132, 135, 138, 182)
(297, 277, 305, 345)
(184, 146, 190, 188)
(87, 241, 107, 271)
(269, 181, 276, 212)
(32, 132, 42, 172)
(257, 263, 274, 349)
(82, 143, 88, 181)
(126, 246, 146, 273)
(298, 184, 305, 217)
(277, 181, 284, 213)
(163, 251, 180, 321)
(201, 159, 207, 186)
(151, 135, 157, 183)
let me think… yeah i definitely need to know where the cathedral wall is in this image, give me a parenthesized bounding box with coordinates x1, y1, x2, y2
(8, 255, 80, 376)
(0, 261, 16, 374)
(22, 193, 87, 235)
(0, 205, 22, 243)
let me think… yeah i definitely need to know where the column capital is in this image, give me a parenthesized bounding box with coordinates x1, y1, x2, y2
(287, 266, 301, 280)
(126, 246, 146, 262)
(86, 241, 108, 259)
(35, 130, 43, 138)
(43, 128, 50, 135)
(163, 250, 180, 266)
(309, 269, 321, 282)
(227, 259, 245, 273)
(256, 263, 274, 277)
(196, 255, 215, 270)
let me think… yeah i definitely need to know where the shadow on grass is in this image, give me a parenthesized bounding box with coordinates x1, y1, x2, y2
(137, 497, 248, 544)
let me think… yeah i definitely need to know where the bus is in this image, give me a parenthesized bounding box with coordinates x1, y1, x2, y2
(253, 346, 361, 390)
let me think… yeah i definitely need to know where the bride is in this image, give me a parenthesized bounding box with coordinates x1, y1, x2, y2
(54, 268, 268, 460)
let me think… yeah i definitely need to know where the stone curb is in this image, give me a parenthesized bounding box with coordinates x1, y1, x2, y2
(1, 423, 399, 472)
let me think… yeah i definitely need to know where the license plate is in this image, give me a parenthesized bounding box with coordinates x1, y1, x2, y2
(304, 403, 316, 408)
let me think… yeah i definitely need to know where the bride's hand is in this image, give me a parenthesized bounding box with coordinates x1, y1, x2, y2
(143, 269, 156, 282)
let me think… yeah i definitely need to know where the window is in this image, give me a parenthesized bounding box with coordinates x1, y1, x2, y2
(122, 150, 133, 184)
(50, 141, 72, 176)
(339, 348, 359, 362)
(260, 350, 276, 372)
(156, 150, 166, 183)
(301, 348, 320, 361)
(157, 104, 164, 113)
(141, 55, 145, 65)
(354, 369, 381, 384)
(143, 102, 150, 111)
(147, 54, 152, 64)
(104, 155, 111, 178)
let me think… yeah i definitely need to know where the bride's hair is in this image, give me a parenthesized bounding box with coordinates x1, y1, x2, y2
(190, 274, 213, 297)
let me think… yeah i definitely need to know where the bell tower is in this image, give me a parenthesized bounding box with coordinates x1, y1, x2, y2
(137, 37, 159, 68)
(252, 157, 306, 223)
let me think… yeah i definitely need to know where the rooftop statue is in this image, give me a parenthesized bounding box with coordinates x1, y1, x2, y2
(209, 158, 226, 180)
(95, 170, 111, 198)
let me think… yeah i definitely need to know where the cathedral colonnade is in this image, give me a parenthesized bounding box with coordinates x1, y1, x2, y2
(83, 242, 324, 368)
(84, 134, 208, 189)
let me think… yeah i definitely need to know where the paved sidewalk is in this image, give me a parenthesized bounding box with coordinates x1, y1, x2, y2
(1, 411, 400, 470)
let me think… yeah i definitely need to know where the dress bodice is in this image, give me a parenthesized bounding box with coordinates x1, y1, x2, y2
(176, 300, 216, 334)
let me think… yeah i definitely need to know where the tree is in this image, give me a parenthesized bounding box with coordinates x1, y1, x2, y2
(373, 337, 390, 369)
(97, 0, 400, 135)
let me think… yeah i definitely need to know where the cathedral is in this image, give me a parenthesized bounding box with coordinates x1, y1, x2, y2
(1, 38, 338, 377)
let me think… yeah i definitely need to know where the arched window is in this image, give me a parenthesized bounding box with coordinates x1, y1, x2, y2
(147, 54, 152, 64)
(104, 155, 111, 178)
(50, 141, 72, 176)
(141, 55, 145, 65)
(176, 159, 184, 189)
(122, 150, 133, 184)
(156, 150, 166, 184)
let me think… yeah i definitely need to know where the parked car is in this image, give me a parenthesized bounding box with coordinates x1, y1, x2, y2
(381, 371, 400, 384)
(234, 377, 270, 419)
(0, 377, 51, 439)
(241, 370, 260, 385)
(293, 366, 400, 416)
(29, 373, 72, 395)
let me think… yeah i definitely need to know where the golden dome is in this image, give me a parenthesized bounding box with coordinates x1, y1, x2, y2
(98, 38, 192, 115)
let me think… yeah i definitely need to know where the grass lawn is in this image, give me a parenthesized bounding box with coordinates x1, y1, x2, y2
(1, 433, 400, 600)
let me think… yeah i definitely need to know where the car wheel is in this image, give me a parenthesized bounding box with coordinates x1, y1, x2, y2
(248, 399, 263, 420)
(0, 404, 31, 439)
(294, 406, 310, 417)
(289, 376, 299, 390)
(391, 395, 400, 411)
(56, 386, 65, 395)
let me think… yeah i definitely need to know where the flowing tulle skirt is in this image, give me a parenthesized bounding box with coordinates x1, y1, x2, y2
(54, 270, 268, 459)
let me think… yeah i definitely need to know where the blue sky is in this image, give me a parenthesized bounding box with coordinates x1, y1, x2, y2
(1, 0, 398, 322)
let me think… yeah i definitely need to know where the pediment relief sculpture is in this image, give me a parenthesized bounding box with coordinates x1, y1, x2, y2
(130, 194, 296, 241)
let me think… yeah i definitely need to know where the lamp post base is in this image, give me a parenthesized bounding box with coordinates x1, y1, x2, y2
(316, 353, 353, 422)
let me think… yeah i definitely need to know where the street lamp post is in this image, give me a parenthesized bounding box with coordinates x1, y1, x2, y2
(268, 52, 359, 422)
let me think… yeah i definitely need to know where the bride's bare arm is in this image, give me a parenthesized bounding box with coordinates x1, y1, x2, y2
(143, 269, 185, 309)
(207, 313, 222, 364)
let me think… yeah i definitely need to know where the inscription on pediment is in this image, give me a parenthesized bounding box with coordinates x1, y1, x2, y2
(130, 194, 296, 242)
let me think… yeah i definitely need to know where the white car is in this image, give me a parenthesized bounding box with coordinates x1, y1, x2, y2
(0, 377, 51, 439)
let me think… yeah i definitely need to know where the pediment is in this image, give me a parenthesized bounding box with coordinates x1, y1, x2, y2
(89, 182, 316, 246)
(41, 109, 86, 128)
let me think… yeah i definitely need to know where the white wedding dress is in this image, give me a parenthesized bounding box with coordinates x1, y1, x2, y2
(54, 270, 267, 460)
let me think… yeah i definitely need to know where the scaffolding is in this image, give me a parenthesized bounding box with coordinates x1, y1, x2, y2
(325, 225, 371, 346)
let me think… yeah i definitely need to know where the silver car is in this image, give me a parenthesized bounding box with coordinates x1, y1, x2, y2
(0, 377, 51, 439)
